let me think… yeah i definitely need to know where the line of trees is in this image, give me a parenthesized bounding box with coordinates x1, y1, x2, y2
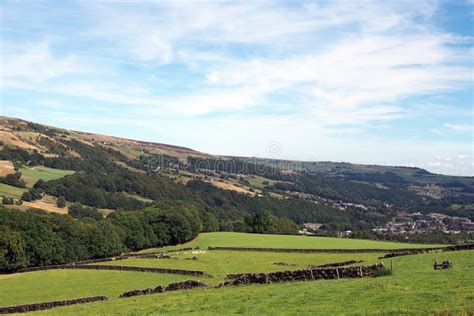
(0, 206, 201, 271)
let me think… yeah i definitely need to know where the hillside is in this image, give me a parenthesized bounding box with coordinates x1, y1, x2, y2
(0, 116, 473, 245)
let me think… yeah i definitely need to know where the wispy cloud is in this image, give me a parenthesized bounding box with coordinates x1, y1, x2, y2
(0, 0, 472, 175)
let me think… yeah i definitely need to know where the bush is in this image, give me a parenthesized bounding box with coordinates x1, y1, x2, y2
(21, 191, 32, 202)
(2, 197, 14, 205)
(56, 196, 66, 208)
(0, 173, 25, 188)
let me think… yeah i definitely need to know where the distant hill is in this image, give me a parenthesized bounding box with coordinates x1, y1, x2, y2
(0, 116, 473, 239)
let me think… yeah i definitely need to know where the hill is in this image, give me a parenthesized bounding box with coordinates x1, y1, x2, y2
(0, 116, 473, 246)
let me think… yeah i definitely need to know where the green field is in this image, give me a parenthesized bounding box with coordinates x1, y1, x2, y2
(0, 183, 27, 198)
(0, 233, 472, 315)
(138, 232, 444, 253)
(99, 251, 383, 285)
(0, 270, 193, 307)
(20, 166, 75, 187)
(25, 250, 474, 315)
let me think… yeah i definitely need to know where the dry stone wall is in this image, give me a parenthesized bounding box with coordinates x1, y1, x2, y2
(208, 246, 444, 253)
(312, 260, 364, 268)
(223, 263, 385, 286)
(16, 264, 206, 276)
(380, 243, 474, 259)
(0, 296, 107, 314)
(119, 281, 209, 299)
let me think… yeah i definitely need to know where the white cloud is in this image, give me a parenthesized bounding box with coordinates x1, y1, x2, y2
(444, 123, 474, 132)
(1, 0, 473, 175)
(0, 41, 90, 84)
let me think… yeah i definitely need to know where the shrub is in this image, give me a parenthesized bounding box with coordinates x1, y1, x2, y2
(57, 196, 66, 208)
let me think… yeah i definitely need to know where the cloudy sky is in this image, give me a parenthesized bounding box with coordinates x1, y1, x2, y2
(1, 0, 473, 176)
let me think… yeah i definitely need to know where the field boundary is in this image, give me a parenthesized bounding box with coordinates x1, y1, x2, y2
(0, 295, 107, 314)
(223, 263, 386, 286)
(117, 263, 386, 301)
(207, 246, 441, 253)
(15, 264, 206, 276)
(208, 243, 474, 254)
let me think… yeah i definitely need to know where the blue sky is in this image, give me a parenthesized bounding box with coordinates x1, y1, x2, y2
(1, 0, 473, 176)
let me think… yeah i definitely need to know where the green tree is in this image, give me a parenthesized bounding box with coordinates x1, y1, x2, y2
(0, 226, 28, 270)
(202, 212, 220, 232)
(56, 196, 66, 208)
(21, 191, 32, 202)
(246, 209, 274, 234)
(2, 197, 14, 205)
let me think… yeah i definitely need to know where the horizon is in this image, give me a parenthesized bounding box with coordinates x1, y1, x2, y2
(2, 114, 470, 177)
(1, 1, 473, 176)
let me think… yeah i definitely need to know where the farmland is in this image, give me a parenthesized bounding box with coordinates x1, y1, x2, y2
(0, 232, 472, 315)
(138, 232, 444, 253)
(0, 183, 27, 198)
(19, 166, 75, 188)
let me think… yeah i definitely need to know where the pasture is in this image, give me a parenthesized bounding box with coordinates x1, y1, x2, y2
(30, 251, 474, 315)
(0, 183, 27, 198)
(19, 166, 75, 188)
(138, 232, 444, 253)
(0, 233, 472, 315)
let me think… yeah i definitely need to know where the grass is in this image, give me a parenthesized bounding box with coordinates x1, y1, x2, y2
(0, 270, 197, 307)
(138, 232, 444, 253)
(22, 250, 474, 315)
(19, 166, 75, 188)
(122, 192, 155, 203)
(99, 251, 383, 285)
(0, 183, 27, 198)
(0, 232, 470, 315)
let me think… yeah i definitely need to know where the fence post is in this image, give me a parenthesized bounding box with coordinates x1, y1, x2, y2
(336, 268, 339, 280)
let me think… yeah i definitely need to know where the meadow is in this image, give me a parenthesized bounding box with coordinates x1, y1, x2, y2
(19, 166, 75, 188)
(0, 233, 472, 315)
(0, 183, 27, 198)
(138, 232, 444, 253)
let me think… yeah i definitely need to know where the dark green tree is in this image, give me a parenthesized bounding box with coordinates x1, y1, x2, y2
(0, 226, 28, 270)
(56, 196, 66, 208)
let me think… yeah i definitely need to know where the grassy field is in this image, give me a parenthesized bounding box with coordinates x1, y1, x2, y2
(0, 270, 195, 307)
(19, 166, 75, 187)
(0, 183, 27, 198)
(0, 232, 471, 315)
(16, 250, 474, 315)
(100, 251, 383, 285)
(138, 232, 444, 253)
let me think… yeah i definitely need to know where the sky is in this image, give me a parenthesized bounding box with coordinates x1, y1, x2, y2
(0, 0, 473, 176)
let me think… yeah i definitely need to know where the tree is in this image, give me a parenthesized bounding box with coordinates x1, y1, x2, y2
(56, 196, 66, 208)
(2, 197, 14, 205)
(246, 209, 274, 234)
(33, 179, 47, 190)
(273, 216, 299, 234)
(0, 226, 28, 270)
(21, 191, 32, 202)
(202, 212, 220, 232)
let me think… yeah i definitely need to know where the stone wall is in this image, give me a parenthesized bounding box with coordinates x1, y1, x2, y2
(119, 281, 209, 299)
(0, 296, 107, 314)
(312, 260, 364, 268)
(380, 243, 474, 259)
(222, 263, 385, 286)
(208, 246, 443, 253)
(209, 244, 474, 256)
(16, 264, 206, 276)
